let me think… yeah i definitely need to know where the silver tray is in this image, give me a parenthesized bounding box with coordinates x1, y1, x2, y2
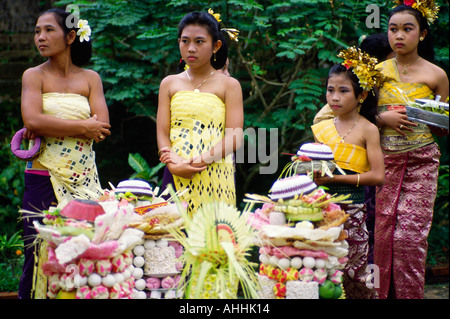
(405, 105, 449, 130)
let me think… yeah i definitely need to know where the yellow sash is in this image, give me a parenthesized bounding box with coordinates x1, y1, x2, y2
(311, 119, 370, 173)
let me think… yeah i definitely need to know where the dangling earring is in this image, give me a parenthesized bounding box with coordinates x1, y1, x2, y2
(213, 51, 217, 62)
(419, 37, 424, 41)
(358, 99, 364, 113)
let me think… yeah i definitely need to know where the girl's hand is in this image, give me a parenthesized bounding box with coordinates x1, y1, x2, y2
(190, 154, 210, 168)
(379, 110, 417, 135)
(160, 148, 206, 179)
(166, 162, 206, 179)
(159, 148, 190, 165)
(312, 171, 334, 186)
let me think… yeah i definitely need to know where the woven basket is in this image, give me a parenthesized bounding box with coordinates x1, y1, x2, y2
(293, 160, 336, 176)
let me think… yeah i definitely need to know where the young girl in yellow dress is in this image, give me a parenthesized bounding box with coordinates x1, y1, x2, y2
(19, 8, 111, 298)
(311, 47, 385, 299)
(157, 10, 243, 214)
(374, 0, 448, 299)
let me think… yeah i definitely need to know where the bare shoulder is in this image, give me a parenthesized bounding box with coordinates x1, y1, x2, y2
(361, 117, 380, 138)
(223, 74, 241, 88)
(222, 75, 242, 98)
(160, 73, 179, 87)
(22, 65, 45, 89)
(425, 60, 448, 79)
(80, 68, 102, 84)
(22, 64, 44, 80)
(83, 68, 100, 78)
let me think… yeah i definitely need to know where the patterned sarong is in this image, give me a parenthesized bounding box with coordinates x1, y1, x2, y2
(374, 143, 440, 299)
(342, 203, 377, 299)
(37, 93, 103, 207)
(169, 91, 236, 214)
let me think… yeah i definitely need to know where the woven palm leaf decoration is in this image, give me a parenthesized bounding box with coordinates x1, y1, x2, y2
(167, 185, 259, 299)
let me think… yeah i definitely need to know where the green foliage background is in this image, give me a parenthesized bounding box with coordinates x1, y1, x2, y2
(0, 0, 448, 264)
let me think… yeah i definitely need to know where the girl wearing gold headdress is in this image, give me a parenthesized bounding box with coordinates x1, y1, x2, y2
(157, 10, 243, 214)
(312, 47, 385, 299)
(374, 0, 448, 299)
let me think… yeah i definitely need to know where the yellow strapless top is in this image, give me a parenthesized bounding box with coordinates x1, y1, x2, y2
(311, 119, 370, 174)
(377, 59, 435, 154)
(169, 91, 235, 214)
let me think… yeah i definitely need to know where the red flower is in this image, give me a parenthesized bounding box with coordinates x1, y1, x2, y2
(343, 60, 352, 70)
(403, 0, 415, 7)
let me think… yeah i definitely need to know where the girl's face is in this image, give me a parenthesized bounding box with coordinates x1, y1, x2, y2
(179, 24, 220, 68)
(388, 11, 425, 55)
(34, 13, 71, 57)
(326, 73, 363, 116)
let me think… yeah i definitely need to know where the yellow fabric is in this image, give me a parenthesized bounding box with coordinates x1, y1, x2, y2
(311, 119, 370, 174)
(33, 241, 48, 299)
(37, 93, 103, 207)
(377, 59, 435, 154)
(169, 91, 236, 214)
(313, 103, 335, 124)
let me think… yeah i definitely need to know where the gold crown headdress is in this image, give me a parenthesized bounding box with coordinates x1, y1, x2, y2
(338, 46, 386, 92)
(393, 0, 440, 24)
(208, 8, 240, 42)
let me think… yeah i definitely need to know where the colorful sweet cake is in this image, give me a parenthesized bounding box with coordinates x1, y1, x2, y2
(143, 241, 178, 275)
(131, 239, 183, 299)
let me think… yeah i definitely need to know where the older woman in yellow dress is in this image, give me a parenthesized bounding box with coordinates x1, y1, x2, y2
(19, 8, 110, 298)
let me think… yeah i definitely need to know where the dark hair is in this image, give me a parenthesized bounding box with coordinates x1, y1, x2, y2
(360, 33, 393, 62)
(38, 8, 92, 66)
(327, 64, 379, 124)
(389, 4, 434, 62)
(177, 11, 228, 72)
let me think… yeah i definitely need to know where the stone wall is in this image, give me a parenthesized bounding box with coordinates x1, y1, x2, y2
(0, 0, 55, 137)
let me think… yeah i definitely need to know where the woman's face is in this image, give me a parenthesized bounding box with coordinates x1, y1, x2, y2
(388, 11, 424, 55)
(179, 24, 219, 68)
(34, 13, 68, 57)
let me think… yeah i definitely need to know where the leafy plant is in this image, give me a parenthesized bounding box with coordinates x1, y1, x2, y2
(128, 153, 165, 185)
(0, 137, 25, 238)
(0, 231, 24, 292)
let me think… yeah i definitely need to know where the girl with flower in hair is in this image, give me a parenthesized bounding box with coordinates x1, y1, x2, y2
(157, 10, 243, 214)
(19, 8, 110, 298)
(311, 47, 385, 299)
(374, 0, 448, 299)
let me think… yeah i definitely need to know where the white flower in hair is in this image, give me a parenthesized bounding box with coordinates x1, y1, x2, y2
(77, 19, 91, 42)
